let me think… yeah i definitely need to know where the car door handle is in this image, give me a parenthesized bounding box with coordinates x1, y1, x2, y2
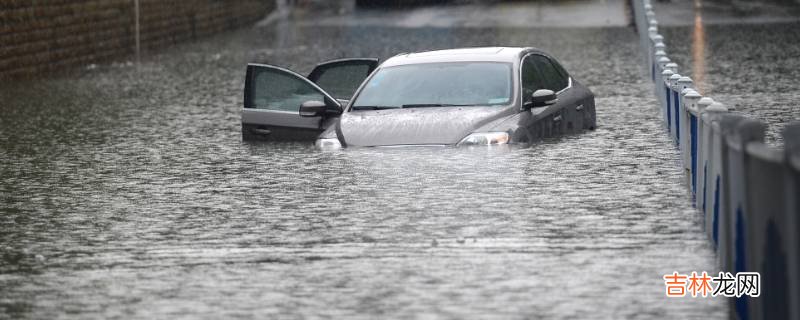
(553, 115, 562, 122)
(252, 128, 272, 135)
(576, 104, 584, 111)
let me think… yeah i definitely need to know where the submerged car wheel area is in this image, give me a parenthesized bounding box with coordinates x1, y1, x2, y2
(241, 47, 596, 148)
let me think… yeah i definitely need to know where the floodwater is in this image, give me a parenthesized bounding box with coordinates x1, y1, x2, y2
(0, 1, 737, 318)
(654, 0, 800, 145)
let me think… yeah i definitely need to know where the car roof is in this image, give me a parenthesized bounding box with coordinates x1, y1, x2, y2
(380, 47, 537, 67)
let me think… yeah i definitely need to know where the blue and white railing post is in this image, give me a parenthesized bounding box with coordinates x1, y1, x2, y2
(725, 118, 766, 320)
(665, 62, 678, 74)
(675, 77, 693, 148)
(660, 69, 674, 128)
(646, 12, 657, 53)
(682, 89, 701, 190)
(665, 63, 678, 127)
(717, 114, 746, 275)
(668, 73, 682, 142)
(744, 126, 793, 320)
(647, 24, 658, 76)
(654, 35, 667, 84)
(644, 15, 654, 50)
(651, 39, 664, 82)
(653, 49, 668, 88)
(702, 102, 728, 244)
(695, 97, 714, 213)
(782, 123, 800, 320)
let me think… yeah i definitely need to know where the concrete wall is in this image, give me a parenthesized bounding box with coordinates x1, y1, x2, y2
(0, 0, 274, 79)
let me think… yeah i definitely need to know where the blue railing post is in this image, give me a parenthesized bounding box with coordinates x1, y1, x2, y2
(668, 72, 681, 143)
(660, 69, 673, 127)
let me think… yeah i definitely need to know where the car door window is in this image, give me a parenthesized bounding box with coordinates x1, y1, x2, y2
(549, 58, 570, 81)
(312, 64, 370, 100)
(530, 55, 568, 92)
(247, 67, 325, 111)
(308, 59, 378, 101)
(521, 56, 545, 102)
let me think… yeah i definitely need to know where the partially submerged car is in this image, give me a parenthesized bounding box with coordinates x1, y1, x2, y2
(242, 47, 595, 148)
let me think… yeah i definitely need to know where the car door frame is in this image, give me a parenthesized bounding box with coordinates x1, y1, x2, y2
(242, 63, 342, 141)
(308, 58, 379, 84)
(518, 52, 576, 138)
(542, 55, 585, 133)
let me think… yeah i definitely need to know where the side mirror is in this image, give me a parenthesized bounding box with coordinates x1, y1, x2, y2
(528, 89, 557, 109)
(299, 100, 327, 117)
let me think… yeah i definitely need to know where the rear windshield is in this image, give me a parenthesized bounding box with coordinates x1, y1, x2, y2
(351, 62, 513, 109)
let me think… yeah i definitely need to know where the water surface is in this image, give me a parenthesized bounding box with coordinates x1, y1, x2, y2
(0, 3, 725, 318)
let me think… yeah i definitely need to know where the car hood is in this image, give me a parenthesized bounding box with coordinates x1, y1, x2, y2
(338, 107, 511, 147)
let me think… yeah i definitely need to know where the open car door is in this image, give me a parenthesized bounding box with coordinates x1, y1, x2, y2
(242, 59, 378, 141)
(242, 64, 340, 141)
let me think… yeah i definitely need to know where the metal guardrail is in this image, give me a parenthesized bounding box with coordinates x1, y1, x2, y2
(631, 1, 800, 319)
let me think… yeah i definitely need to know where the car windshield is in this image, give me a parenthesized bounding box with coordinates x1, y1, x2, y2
(351, 62, 513, 109)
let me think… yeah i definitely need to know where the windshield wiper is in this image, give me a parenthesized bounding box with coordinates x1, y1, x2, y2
(351, 105, 400, 110)
(401, 103, 477, 108)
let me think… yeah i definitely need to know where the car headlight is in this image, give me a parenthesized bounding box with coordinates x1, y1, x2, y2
(457, 132, 510, 146)
(315, 138, 342, 150)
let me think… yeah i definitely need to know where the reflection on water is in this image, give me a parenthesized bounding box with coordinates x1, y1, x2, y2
(0, 9, 723, 319)
(692, 0, 706, 94)
(662, 14, 800, 145)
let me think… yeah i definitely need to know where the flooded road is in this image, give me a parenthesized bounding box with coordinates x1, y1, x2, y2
(654, 0, 800, 145)
(0, 1, 731, 318)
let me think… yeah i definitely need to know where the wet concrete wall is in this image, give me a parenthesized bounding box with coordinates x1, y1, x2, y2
(0, 0, 273, 79)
